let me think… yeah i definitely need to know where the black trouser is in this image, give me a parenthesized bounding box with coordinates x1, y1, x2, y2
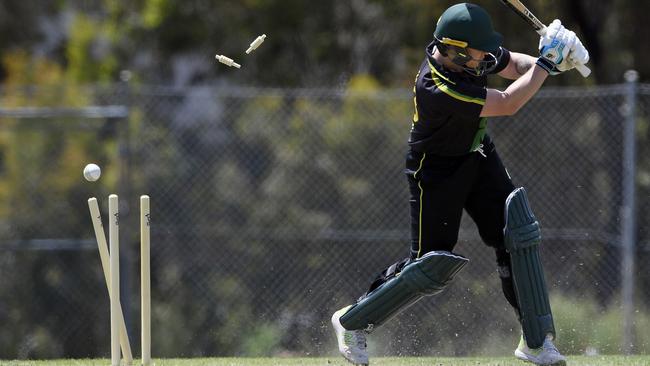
(405, 142, 519, 311)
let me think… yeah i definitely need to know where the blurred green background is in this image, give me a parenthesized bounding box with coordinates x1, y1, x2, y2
(1, 0, 649, 361)
(0, 0, 647, 88)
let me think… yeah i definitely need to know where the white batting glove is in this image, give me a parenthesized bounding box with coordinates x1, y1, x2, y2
(536, 19, 577, 75)
(553, 29, 590, 73)
(539, 19, 576, 64)
(555, 42, 590, 73)
(538, 20, 564, 50)
(568, 37, 590, 67)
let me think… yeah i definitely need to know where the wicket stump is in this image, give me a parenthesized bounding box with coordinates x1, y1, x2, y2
(88, 194, 152, 366)
(88, 197, 133, 365)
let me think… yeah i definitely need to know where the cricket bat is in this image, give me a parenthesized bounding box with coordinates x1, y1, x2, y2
(500, 0, 591, 77)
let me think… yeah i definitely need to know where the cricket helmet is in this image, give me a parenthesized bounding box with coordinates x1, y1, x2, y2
(434, 3, 502, 53)
(431, 3, 502, 75)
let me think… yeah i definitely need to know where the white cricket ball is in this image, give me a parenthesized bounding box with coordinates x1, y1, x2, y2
(83, 163, 101, 182)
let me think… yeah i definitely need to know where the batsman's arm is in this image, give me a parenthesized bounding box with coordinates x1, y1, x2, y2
(480, 64, 548, 117)
(498, 52, 538, 80)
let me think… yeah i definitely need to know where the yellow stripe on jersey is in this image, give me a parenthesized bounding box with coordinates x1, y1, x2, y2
(412, 69, 422, 123)
(428, 59, 456, 85)
(428, 60, 485, 106)
(412, 87, 419, 123)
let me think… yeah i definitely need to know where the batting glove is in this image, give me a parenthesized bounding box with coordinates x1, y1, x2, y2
(568, 37, 590, 68)
(536, 19, 577, 75)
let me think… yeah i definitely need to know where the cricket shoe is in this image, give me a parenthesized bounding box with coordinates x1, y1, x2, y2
(331, 305, 369, 366)
(514, 334, 567, 366)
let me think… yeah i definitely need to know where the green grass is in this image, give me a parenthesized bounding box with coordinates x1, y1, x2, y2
(1, 356, 649, 366)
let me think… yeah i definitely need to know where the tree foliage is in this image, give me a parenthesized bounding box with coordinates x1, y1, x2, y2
(0, 0, 647, 87)
(1, 0, 649, 359)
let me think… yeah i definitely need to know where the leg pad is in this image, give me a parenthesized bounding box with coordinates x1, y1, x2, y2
(340, 251, 468, 331)
(504, 187, 555, 348)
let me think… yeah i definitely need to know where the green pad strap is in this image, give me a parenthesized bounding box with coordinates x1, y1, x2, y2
(340, 251, 468, 332)
(504, 187, 555, 349)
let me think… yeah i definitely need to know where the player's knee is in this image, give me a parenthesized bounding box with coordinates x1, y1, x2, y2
(504, 188, 541, 252)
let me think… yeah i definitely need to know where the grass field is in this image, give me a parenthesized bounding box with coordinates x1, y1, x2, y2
(1, 356, 649, 366)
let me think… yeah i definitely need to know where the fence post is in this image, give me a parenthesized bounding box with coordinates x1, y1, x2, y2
(621, 69, 638, 355)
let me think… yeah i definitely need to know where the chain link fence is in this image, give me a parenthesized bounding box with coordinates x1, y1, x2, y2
(0, 77, 649, 359)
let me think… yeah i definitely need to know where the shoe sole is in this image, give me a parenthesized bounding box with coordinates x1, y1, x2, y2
(515, 351, 566, 366)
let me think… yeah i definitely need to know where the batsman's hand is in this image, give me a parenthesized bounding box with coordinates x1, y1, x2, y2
(554, 39, 590, 74)
(536, 19, 577, 75)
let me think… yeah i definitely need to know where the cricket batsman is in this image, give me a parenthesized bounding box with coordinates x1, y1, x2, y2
(331, 3, 589, 366)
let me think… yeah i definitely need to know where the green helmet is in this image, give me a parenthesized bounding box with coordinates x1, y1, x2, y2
(434, 3, 502, 53)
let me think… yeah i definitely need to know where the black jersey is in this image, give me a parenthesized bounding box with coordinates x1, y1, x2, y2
(408, 43, 511, 156)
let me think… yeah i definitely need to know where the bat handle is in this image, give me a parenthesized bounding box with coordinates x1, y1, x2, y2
(574, 63, 591, 78)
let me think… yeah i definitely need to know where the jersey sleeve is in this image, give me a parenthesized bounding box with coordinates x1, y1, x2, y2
(490, 47, 511, 75)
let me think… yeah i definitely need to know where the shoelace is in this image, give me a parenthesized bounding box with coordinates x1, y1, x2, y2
(543, 339, 560, 353)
